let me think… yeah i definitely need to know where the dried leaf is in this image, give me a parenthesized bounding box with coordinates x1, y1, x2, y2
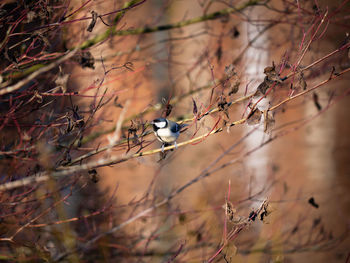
(87, 11, 98, 32)
(259, 202, 272, 223)
(231, 26, 240, 38)
(313, 92, 322, 111)
(218, 96, 228, 111)
(196, 232, 202, 242)
(256, 79, 270, 95)
(264, 65, 276, 76)
(216, 45, 222, 63)
(72, 105, 85, 128)
(224, 242, 237, 261)
(246, 109, 262, 126)
(308, 197, 319, 208)
(88, 169, 99, 183)
(226, 201, 236, 221)
(249, 211, 257, 221)
(283, 181, 289, 194)
(298, 71, 307, 90)
(312, 217, 321, 227)
(329, 232, 333, 240)
(300, 77, 307, 90)
(37, 140, 55, 170)
(272, 164, 279, 173)
(264, 111, 275, 134)
(224, 64, 236, 77)
(192, 98, 198, 115)
(4, 46, 18, 64)
(74, 51, 95, 69)
(225, 201, 242, 223)
(164, 104, 173, 117)
(218, 96, 229, 119)
(34, 30, 51, 47)
(114, 96, 123, 108)
(128, 122, 137, 135)
(55, 68, 69, 93)
(312, 4, 321, 15)
(22, 131, 31, 141)
(26, 11, 36, 23)
(127, 121, 139, 152)
(158, 151, 168, 162)
(291, 226, 298, 234)
(178, 214, 186, 224)
(65, 116, 73, 133)
(228, 80, 240, 95)
(63, 151, 71, 164)
(264, 63, 282, 83)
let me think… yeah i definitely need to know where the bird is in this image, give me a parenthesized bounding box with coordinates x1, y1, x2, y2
(150, 118, 187, 152)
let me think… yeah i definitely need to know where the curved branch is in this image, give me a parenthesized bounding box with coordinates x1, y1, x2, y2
(79, 0, 263, 50)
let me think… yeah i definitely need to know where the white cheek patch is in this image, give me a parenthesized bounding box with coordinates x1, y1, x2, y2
(155, 121, 166, 128)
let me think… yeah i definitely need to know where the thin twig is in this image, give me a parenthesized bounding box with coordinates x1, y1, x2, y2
(271, 67, 350, 111)
(78, 0, 263, 50)
(0, 50, 78, 95)
(107, 100, 131, 152)
(1, 66, 349, 191)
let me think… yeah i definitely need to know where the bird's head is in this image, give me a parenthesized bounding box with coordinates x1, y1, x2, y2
(151, 118, 168, 131)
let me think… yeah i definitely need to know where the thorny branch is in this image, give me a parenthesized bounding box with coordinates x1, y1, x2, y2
(0, 1, 349, 261)
(0, 63, 349, 191)
(54, 85, 350, 259)
(0, 49, 78, 96)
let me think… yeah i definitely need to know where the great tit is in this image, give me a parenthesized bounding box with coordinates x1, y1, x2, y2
(151, 118, 187, 152)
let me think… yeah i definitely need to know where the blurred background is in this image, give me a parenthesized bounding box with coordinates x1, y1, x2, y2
(0, 0, 349, 262)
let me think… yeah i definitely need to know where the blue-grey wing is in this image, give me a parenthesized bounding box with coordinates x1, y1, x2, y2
(170, 123, 181, 133)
